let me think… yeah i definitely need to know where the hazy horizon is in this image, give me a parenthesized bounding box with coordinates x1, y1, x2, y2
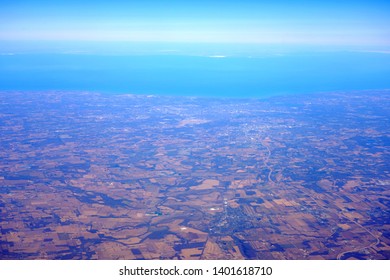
(1, 0, 390, 55)
(1, 1, 390, 98)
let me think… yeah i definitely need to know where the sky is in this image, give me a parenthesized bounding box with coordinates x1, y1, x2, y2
(1, 1, 390, 96)
(1, 0, 390, 54)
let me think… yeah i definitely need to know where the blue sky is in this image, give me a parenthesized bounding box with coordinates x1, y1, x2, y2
(1, 1, 390, 96)
(1, 0, 390, 53)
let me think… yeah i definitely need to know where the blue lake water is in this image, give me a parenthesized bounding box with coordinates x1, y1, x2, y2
(1, 52, 390, 98)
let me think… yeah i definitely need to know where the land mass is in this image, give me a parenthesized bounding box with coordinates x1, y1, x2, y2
(0, 90, 389, 260)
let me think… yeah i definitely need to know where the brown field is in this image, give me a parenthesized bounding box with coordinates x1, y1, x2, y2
(1, 90, 389, 260)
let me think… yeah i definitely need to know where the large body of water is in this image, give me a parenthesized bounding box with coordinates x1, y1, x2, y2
(1, 52, 390, 98)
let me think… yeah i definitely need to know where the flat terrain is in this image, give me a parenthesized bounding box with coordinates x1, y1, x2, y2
(0, 90, 389, 259)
